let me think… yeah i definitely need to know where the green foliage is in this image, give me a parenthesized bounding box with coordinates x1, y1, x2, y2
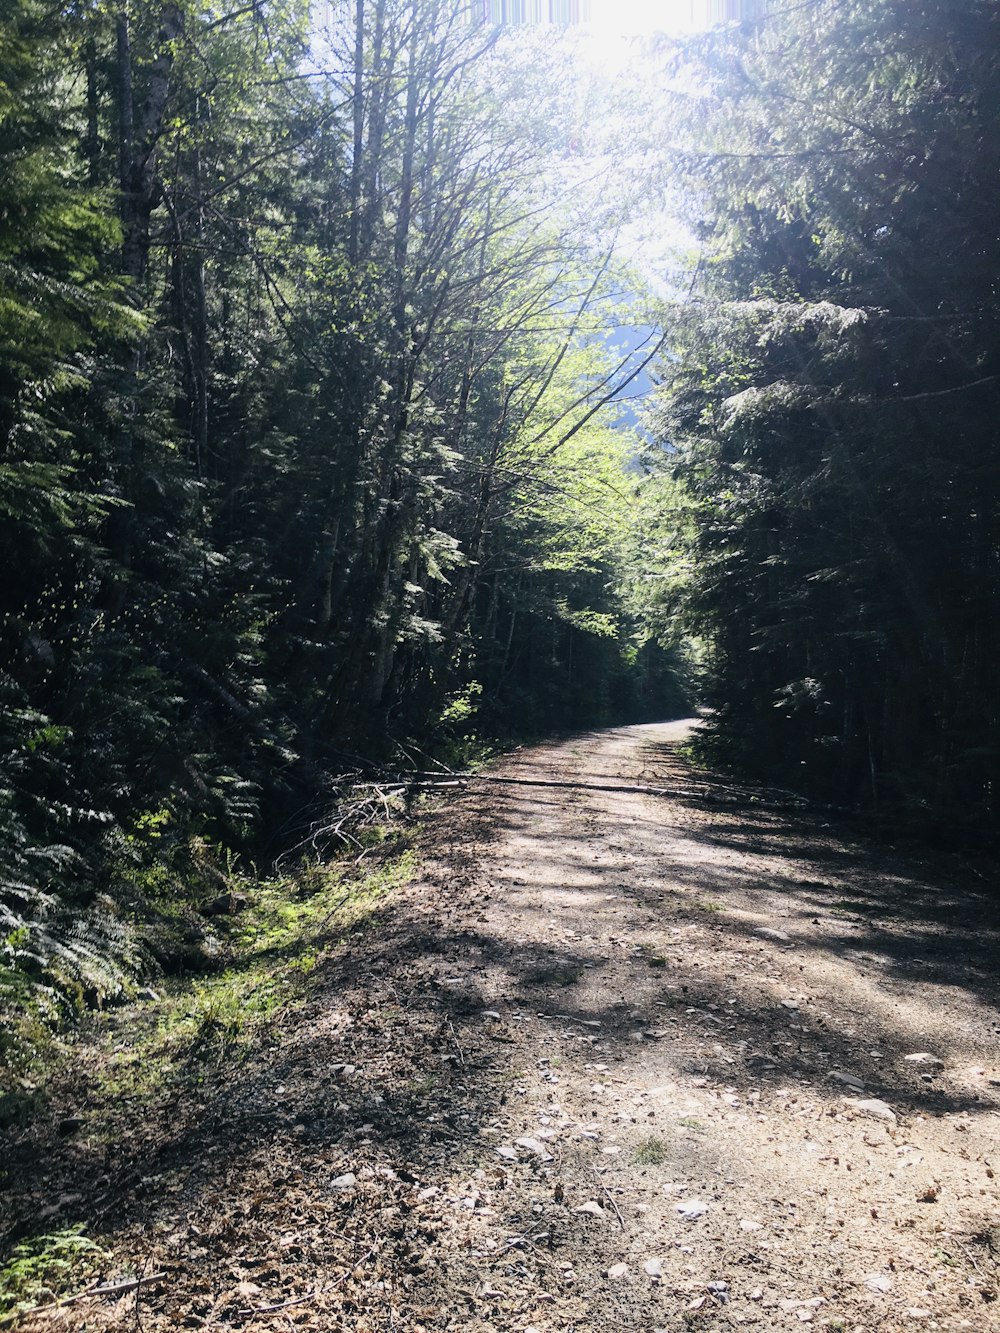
(653, 0, 1000, 832)
(0, 1227, 107, 1320)
(633, 1135, 667, 1165)
(90, 843, 415, 1113)
(0, 0, 694, 1059)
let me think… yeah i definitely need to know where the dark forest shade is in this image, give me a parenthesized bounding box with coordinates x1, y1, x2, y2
(654, 0, 1000, 836)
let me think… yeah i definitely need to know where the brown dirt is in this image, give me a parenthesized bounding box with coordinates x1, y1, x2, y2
(5, 721, 1000, 1332)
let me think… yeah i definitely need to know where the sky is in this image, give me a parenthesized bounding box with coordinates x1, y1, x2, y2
(569, 3, 708, 422)
(587, 0, 702, 36)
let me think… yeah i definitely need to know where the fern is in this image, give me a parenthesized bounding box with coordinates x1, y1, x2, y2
(0, 1227, 107, 1319)
(0, 691, 142, 1072)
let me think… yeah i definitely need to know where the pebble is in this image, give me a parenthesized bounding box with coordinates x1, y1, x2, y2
(846, 1097, 897, 1124)
(676, 1198, 709, 1220)
(829, 1071, 866, 1090)
(575, 1200, 605, 1218)
(863, 1273, 892, 1294)
(514, 1136, 554, 1162)
(904, 1052, 944, 1070)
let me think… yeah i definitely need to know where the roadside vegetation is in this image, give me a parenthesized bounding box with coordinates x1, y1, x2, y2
(0, 824, 417, 1322)
(2, 825, 416, 1126)
(0, 0, 695, 1078)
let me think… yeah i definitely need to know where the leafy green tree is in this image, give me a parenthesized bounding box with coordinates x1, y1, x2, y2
(0, 0, 145, 1052)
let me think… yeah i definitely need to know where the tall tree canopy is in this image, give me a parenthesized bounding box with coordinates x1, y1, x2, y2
(651, 0, 1000, 834)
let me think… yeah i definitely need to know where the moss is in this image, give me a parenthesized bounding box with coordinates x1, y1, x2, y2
(87, 840, 417, 1113)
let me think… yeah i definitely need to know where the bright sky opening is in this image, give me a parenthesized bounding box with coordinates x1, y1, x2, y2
(577, 1, 707, 77)
(587, 0, 702, 36)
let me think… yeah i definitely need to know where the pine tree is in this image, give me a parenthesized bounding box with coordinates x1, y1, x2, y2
(654, 0, 1000, 831)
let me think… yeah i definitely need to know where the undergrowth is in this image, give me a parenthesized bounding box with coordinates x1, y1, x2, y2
(633, 1135, 667, 1165)
(0, 780, 418, 1119)
(0, 832, 418, 1324)
(87, 835, 416, 1113)
(0, 1227, 107, 1324)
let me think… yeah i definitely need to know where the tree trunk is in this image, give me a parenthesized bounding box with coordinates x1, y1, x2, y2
(119, 3, 183, 287)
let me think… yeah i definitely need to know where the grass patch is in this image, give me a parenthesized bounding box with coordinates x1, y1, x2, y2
(0, 1227, 107, 1323)
(407, 1071, 438, 1100)
(232, 846, 416, 961)
(1, 833, 421, 1316)
(633, 1135, 667, 1165)
(637, 941, 671, 967)
(89, 840, 417, 1112)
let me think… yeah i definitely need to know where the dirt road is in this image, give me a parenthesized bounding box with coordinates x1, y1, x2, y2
(14, 721, 1000, 1331)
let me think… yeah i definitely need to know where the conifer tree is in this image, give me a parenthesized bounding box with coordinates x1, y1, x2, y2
(654, 0, 1000, 830)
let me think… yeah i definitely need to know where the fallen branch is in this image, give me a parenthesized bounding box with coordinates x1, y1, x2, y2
(541, 1012, 601, 1029)
(591, 1166, 626, 1228)
(251, 1290, 321, 1314)
(355, 771, 675, 799)
(342, 768, 812, 814)
(32, 1272, 167, 1313)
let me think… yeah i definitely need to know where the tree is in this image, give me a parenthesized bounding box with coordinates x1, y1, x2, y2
(0, 0, 144, 1054)
(652, 0, 1000, 831)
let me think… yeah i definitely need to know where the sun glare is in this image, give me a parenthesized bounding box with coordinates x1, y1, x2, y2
(587, 0, 701, 36)
(576, 0, 704, 76)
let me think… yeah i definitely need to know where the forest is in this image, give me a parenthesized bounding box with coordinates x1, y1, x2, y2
(1, 0, 998, 1066)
